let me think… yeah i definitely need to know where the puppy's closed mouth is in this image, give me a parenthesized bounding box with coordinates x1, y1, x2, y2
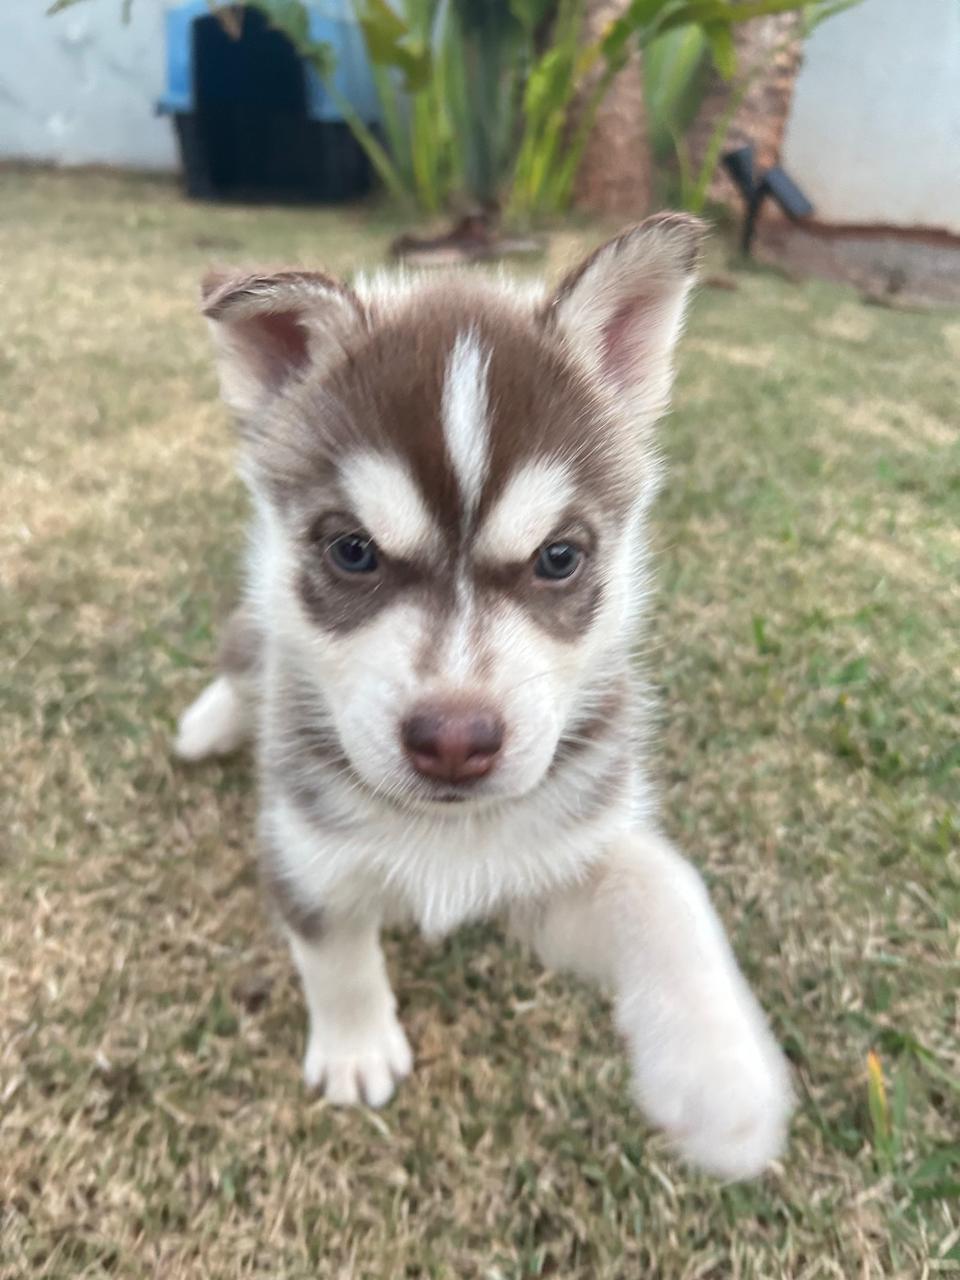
(408, 783, 499, 810)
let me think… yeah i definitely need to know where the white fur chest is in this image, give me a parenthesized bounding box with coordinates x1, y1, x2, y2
(261, 763, 640, 938)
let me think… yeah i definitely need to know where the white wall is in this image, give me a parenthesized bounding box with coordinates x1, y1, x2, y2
(781, 0, 960, 234)
(0, 0, 177, 171)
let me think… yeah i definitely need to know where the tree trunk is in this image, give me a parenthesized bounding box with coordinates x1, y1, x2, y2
(686, 15, 803, 208)
(572, 0, 653, 219)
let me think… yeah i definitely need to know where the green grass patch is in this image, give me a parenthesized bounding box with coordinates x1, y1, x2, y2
(1, 168, 957, 1278)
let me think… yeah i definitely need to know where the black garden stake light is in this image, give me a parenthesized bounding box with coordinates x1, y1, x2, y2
(723, 144, 814, 256)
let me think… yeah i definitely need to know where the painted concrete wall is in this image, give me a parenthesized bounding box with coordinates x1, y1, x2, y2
(0, 0, 177, 171)
(781, 0, 960, 234)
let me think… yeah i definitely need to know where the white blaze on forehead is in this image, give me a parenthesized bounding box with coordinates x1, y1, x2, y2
(441, 573, 479, 683)
(442, 329, 491, 519)
(340, 451, 440, 557)
(475, 458, 574, 562)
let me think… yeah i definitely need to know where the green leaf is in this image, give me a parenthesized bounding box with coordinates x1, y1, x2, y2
(356, 0, 432, 91)
(652, 0, 816, 39)
(296, 33, 337, 80)
(828, 656, 870, 686)
(910, 1145, 960, 1182)
(359, 23, 432, 90)
(866, 1050, 893, 1173)
(357, 0, 408, 46)
(704, 20, 736, 78)
(359, 17, 402, 64)
(599, 12, 637, 65)
(627, 0, 688, 30)
(752, 615, 781, 656)
(508, 0, 554, 36)
(645, 23, 708, 153)
(725, 0, 819, 18)
(523, 46, 576, 121)
(802, 0, 864, 35)
(260, 0, 312, 49)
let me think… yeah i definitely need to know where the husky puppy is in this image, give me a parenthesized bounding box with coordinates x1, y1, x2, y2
(177, 215, 792, 1179)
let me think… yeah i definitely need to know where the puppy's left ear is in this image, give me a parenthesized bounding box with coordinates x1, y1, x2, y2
(544, 213, 704, 423)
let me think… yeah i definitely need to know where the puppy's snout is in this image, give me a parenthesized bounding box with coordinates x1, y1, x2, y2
(402, 704, 504, 784)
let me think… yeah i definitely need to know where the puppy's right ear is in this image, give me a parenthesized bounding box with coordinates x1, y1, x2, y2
(200, 270, 365, 417)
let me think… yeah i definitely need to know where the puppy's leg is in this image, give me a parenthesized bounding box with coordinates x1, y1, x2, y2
(175, 675, 252, 760)
(175, 607, 258, 760)
(289, 917, 413, 1108)
(512, 831, 793, 1180)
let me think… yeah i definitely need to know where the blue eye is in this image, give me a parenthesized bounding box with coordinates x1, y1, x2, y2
(328, 534, 378, 574)
(535, 541, 582, 581)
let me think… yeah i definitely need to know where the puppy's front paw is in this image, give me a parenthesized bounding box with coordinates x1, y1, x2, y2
(626, 1007, 793, 1181)
(175, 676, 250, 761)
(303, 1005, 413, 1108)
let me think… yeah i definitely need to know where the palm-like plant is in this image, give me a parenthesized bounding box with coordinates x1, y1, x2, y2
(49, 0, 861, 224)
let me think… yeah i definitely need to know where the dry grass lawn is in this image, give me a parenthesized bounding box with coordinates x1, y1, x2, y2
(1, 169, 958, 1279)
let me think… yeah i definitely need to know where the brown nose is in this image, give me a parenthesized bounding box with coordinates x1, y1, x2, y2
(402, 705, 504, 784)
